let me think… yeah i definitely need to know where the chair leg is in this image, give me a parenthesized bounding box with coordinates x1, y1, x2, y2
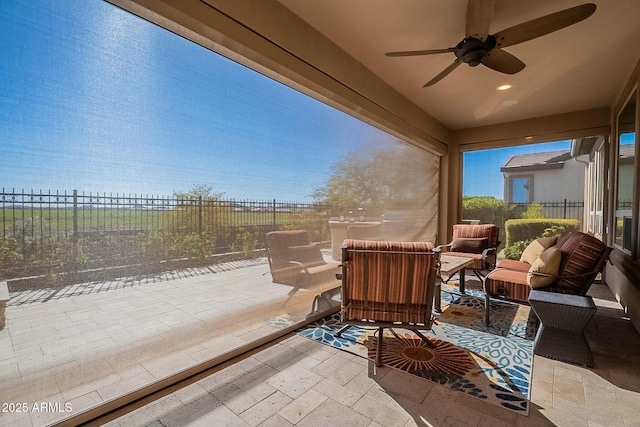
(413, 329, 436, 348)
(484, 293, 490, 325)
(473, 270, 485, 282)
(335, 324, 352, 338)
(376, 327, 384, 367)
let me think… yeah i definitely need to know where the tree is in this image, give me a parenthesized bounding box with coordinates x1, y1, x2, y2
(173, 183, 224, 202)
(313, 148, 433, 216)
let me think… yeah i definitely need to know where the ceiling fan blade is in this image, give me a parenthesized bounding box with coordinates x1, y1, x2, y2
(424, 61, 461, 87)
(481, 48, 525, 74)
(493, 3, 596, 48)
(465, 0, 495, 40)
(386, 48, 453, 57)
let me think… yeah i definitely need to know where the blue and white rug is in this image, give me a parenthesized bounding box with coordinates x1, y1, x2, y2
(297, 285, 536, 415)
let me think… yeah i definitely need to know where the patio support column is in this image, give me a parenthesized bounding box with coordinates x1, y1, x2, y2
(439, 140, 461, 245)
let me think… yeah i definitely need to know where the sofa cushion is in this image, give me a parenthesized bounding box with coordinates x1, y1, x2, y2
(554, 231, 608, 294)
(496, 259, 531, 270)
(527, 247, 562, 289)
(484, 267, 531, 302)
(520, 236, 558, 265)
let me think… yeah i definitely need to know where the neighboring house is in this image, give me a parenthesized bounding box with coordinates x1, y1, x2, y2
(501, 150, 587, 203)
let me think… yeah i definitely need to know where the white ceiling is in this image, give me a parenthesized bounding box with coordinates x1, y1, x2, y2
(278, 0, 640, 130)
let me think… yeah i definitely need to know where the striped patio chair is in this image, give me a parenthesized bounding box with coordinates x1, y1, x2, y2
(339, 239, 440, 366)
(440, 223, 500, 282)
(265, 230, 340, 295)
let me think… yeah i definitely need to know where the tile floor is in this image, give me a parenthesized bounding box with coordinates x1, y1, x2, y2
(91, 281, 640, 427)
(1, 258, 639, 427)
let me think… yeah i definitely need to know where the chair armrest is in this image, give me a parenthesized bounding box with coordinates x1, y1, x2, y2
(437, 243, 453, 251)
(287, 260, 311, 274)
(269, 261, 311, 275)
(481, 247, 497, 268)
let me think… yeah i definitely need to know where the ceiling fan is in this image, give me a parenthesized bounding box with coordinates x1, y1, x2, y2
(385, 1, 596, 87)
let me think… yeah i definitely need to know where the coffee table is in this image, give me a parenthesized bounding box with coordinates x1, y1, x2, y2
(434, 254, 474, 312)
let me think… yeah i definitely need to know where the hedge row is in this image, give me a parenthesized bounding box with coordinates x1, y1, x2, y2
(504, 218, 581, 247)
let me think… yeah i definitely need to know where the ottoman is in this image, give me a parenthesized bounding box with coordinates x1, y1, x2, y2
(528, 289, 596, 367)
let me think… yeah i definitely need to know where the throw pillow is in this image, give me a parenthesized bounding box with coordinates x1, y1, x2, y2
(450, 237, 488, 254)
(527, 247, 562, 289)
(520, 236, 558, 265)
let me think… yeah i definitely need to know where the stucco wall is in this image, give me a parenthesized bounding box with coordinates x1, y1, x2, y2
(504, 157, 587, 203)
(531, 160, 586, 202)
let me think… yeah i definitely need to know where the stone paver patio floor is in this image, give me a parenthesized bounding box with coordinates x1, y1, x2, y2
(0, 256, 336, 427)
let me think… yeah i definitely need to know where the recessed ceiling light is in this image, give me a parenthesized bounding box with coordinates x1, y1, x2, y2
(502, 99, 520, 106)
(497, 84, 513, 91)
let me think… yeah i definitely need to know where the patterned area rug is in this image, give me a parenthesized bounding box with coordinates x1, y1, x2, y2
(297, 284, 536, 415)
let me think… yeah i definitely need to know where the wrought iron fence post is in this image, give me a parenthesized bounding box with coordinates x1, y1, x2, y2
(564, 199, 567, 219)
(273, 199, 276, 226)
(73, 189, 78, 267)
(198, 196, 203, 236)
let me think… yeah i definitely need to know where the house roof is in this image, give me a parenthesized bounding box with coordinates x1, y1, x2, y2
(501, 150, 572, 172)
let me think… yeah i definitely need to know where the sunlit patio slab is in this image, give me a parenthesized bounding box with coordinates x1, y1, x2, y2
(0, 256, 338, 427)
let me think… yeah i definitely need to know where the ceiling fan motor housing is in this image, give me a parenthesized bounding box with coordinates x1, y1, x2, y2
(455, 36, 496, 67)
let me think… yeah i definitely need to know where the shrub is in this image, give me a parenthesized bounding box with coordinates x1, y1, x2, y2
(462, 196, 514, 226)
(231, 227, 259, 257)
(504, 219, 580, 247)
(521, 202, 546, 219)
(136, 230, 168, 262)
(283, 210, 331, 242)
(503, 240, 532, 260)
(0, 237, 23, 278)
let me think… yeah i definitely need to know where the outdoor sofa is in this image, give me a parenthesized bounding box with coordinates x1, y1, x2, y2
(483, 231, 611, 324)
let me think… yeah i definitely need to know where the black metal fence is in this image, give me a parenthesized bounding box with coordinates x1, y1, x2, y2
(1, 189, 586, 281)
(509, 199, 584, 220)
(0, 189, 332, 279)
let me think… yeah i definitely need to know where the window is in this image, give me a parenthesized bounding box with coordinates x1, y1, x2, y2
(614, 88, 637, 252)
(0, 0, 439, 424)
(586, 142, 606, 238)
(509, 175, 533, 203)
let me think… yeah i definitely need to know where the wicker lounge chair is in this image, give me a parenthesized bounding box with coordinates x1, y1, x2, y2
(338, 239, 440, 366)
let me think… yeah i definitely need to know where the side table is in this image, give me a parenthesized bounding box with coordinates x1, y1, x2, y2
(528, 290, 597, 367)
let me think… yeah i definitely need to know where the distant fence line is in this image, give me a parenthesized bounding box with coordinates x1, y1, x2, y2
(0, 189, 332, 279)
(509, 199, 584, 220)
(1, 189, 327, 232)
(1, 189, 586, 280)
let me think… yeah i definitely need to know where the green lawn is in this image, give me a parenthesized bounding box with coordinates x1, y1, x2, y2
(1, 206, 307, 233)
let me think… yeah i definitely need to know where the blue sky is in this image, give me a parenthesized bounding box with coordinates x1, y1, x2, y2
(0, 0, 392, 200)
(1, 0, 581, 202)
